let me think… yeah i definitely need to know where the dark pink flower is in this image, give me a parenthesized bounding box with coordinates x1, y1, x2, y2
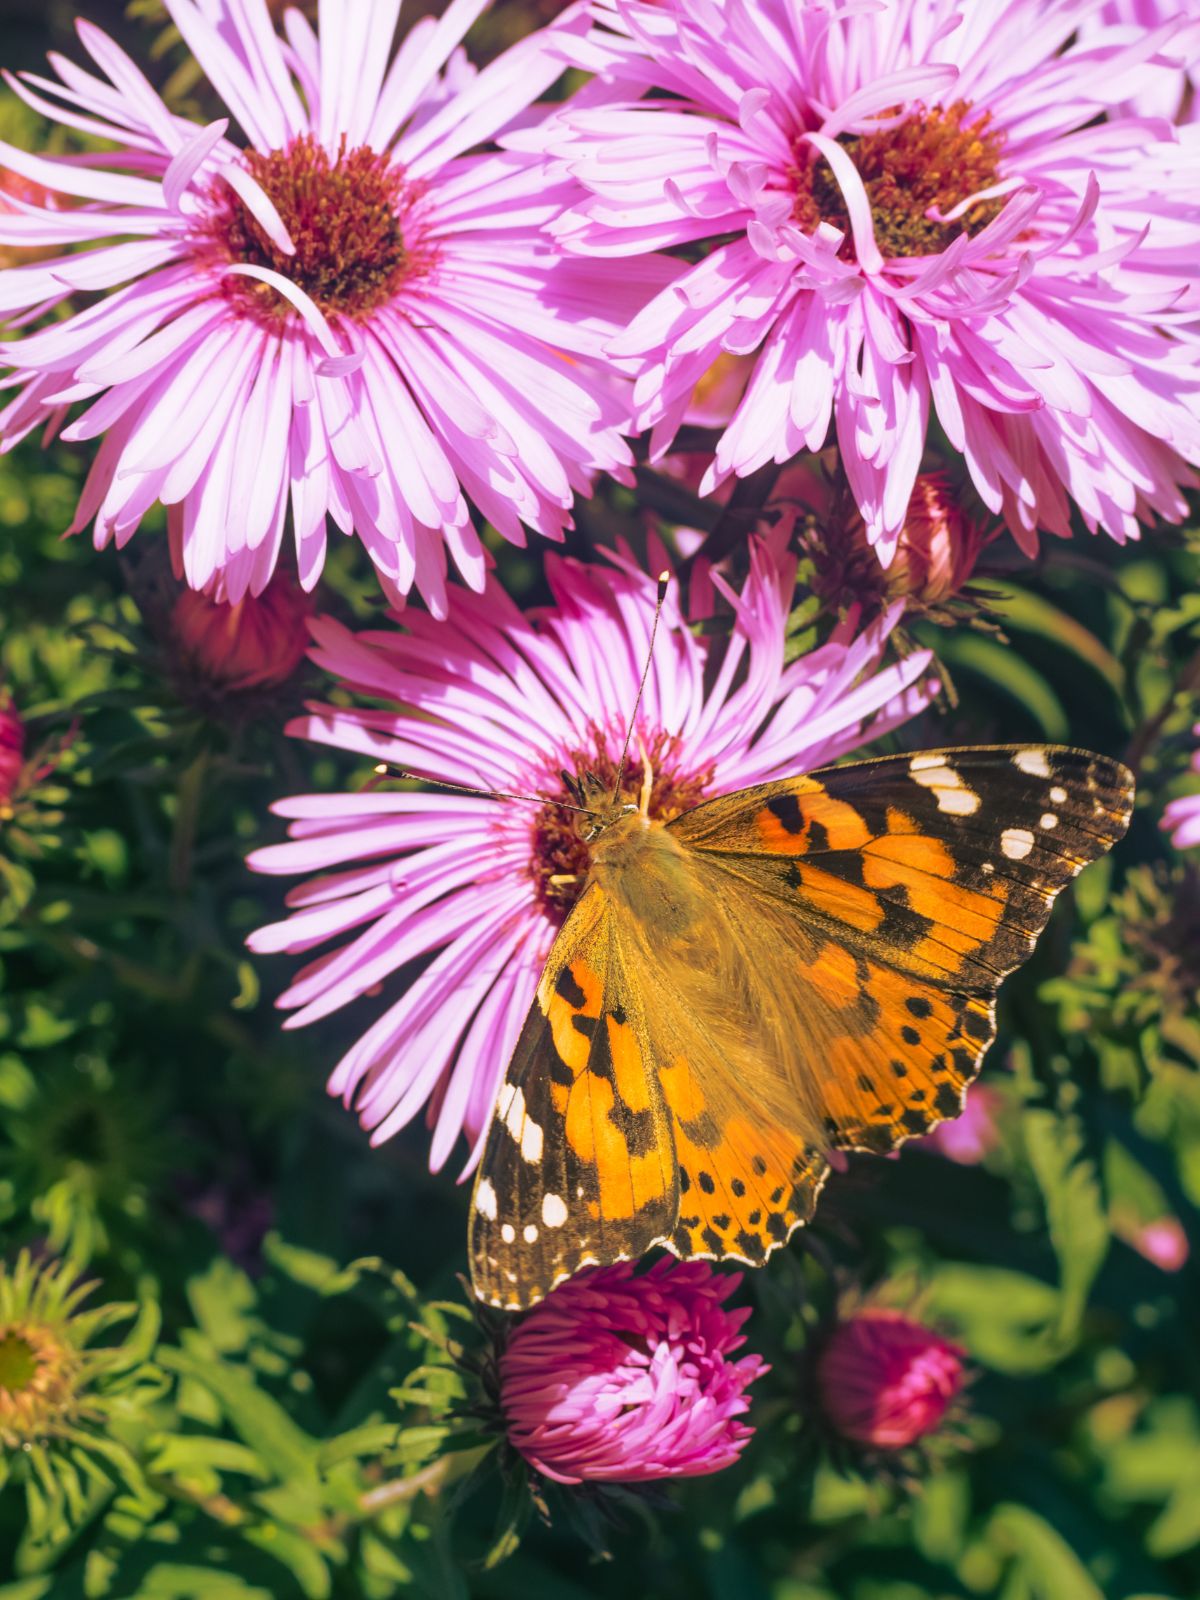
(499, 1259, 766, 1483)
(923, 1083, 1002, 1165)
(0, 693, 25, 810)
(172, 573, 312, 694)
(816, 1308, 965, 1450)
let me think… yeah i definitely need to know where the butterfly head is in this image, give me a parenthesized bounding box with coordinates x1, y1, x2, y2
(560, 767, 639, 840)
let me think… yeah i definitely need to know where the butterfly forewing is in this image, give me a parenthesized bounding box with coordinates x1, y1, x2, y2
(669, 745, 1134, 1152)
(469, 883, 678, 1310)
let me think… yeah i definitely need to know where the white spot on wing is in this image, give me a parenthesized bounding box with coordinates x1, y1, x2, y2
(1014, 749, 1052, 778)
(523, 1224, 539, 1244)
(501, 1223, 515, 1243)
(1039, 812, 1058, 830)
(542, 1193, 568, 1228)
(521, 1117, 544, 1164)
(475, 1178, 498, 1220)
(1001, 827, 1036, 860)
(1050, 786, 1068, 804)
(909, 756, 981, 816)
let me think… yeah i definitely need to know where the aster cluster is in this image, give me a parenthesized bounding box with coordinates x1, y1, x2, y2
(1, 0, 1198, 1524)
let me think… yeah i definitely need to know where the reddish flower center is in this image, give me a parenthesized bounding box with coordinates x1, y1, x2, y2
(201, 133, 422, 320)
(792, 101, 1006, 260)
(529, 728, 713, 920)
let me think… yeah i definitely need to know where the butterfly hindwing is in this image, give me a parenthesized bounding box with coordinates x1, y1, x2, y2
(656, 1048, 829, 1266)
(669, 744, 1134, 1153)
(469, 883, 678, 1310)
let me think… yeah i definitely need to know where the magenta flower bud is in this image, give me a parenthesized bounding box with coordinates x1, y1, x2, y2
(499, 1260, 766, 1484)
(816, 1309, 965, 1450)
(0, 694, 25, 810)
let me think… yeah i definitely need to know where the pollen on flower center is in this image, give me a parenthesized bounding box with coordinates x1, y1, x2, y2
(530, 728, 713, 919)
(200, 133, 422, 320)
(792, 101, 1006, 260)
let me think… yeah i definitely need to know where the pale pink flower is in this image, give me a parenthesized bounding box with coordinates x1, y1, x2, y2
(499, 1259, 765, 1483)
(816, 1307, 965, 1450)
(1163, 724, 1200, 849)
(922, 1081, 1001, 1164)
(0, 0, 671, 612)
(1084, 2, 1200, 121)
(247, 530, 935, 1170)
(531, 0, 1200, 560)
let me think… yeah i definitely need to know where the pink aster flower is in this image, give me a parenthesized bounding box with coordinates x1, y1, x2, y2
(498, 1258, 765, 1483)
(246, 529, 935, 1169)
(533, 0, 1200, 559)
(1163, 724, 1200, 849)
(816, 1307, 965, 1450)
(0, 1, 671, 613)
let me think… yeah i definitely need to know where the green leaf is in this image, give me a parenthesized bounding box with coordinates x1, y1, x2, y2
(317, 1424, 401, 1470)
(158, 1350, 318, 1486)
(1022, 1108, 1109, 1346)
(923, 1265, 1062, 1374)
(986, 583, 1125, 696)
(988, 1505, 1105, 1600)
(1147, 1481, 1200, 1559)
(934, 633, 1070, 740)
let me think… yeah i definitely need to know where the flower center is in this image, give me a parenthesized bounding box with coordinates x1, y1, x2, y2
(792, 102, 1006, 260)
(0, 1329, 38, 1395)
(529, 728, 713, 920)
(202, 133, 421, 320)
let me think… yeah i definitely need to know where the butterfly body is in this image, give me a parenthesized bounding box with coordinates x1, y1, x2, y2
(470, 745, 1133, 1311)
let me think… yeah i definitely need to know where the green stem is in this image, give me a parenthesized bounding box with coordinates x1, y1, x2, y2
(169, 748, 210, 893)
(1123, 645, 1200, 776)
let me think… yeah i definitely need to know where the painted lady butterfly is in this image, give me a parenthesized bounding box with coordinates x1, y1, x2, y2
(469, 745, 1133, 1310)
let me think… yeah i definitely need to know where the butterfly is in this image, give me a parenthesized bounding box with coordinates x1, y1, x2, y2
(469, 743, 1133, 1310)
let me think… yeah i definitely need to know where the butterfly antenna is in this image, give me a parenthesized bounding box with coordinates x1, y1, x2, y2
(373, 765, 599, 818)
(611, 571, 671, 805)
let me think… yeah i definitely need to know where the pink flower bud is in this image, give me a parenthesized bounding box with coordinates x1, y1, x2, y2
(0, 693, 25, 810)
(889, 473, 987, 606)
(499, 1259, 766, 1484)
(816, 1309, 965, 1450)
(171, 575, 312, 695)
